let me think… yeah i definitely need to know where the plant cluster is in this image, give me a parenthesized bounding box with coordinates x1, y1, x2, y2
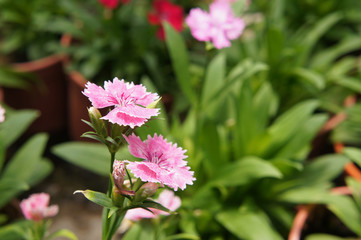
(1, 0, 361, 239)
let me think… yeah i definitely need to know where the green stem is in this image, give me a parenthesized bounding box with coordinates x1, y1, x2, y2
(103, 152, 116, 240)
(105, 212, 125, 240)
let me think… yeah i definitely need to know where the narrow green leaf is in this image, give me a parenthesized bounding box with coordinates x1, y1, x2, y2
(292, 67, 325, 90)
(311, 36, 361, 70)
(275, 114, 328, 159)
(343, 147, 361, 168)
(273, 154, 349, 197)
(346, 177, 361, 210)
(296, 12, 342, 65)
(334, 77, 361, 94)
(277, 186, 338, 204)
(51, 142, 110, 176)
(209, 156, 282, 187)
(164, 22, 196, 104)
(0, 67, 30, 88)
(328, 194, 361, 236)
(46, 229, 78, 240)
(0, 179, 29, 209)
(166, 233, 200, 240)
(74, 190, 113, 208)
(0, 220, 30, 240)
(202, 53, 226, 105)
(216, 202, 283, 240)
(0, 109, 39, 148)
(2, 133, 48, 183)
(142, 199, 170, 213)
(27, 159, 53, 186)
(264, 100, 319, 157)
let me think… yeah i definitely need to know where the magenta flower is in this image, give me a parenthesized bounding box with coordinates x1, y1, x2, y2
(147, 0, 184, 40)
(185, 1, 245, 49)
(20, 193, 59, 221)
(125, 190, 181, 221)
(0, 104, 5, 123)
(83, 78, 159, 128)
(99, 0, 119, 9)
(124, 134, 195, 191)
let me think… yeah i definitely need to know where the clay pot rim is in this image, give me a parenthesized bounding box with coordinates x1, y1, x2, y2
(68, 71, 88, 88)
(11, 54, 66, 73)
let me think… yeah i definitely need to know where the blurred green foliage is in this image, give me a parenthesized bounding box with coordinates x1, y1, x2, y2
(49, 0, 361, 239)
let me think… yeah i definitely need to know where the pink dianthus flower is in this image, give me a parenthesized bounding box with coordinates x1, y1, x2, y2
(83, 78, 159, 128)
(20, 193, 59, 221)
(124, 134, 195, 191)
(125, 190, 181, 221)
(185, 1, 245, 49)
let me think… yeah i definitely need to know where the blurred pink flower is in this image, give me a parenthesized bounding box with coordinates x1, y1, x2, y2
(20, 193, 59, 221)
(148, 0, 184, 40)
(185, 1, 245, 49)
(125, 190, 181, 221)
(99, 0, 119, 9)
(83, 78, 159, 128)
(124, 134, 195, 191)
(214, 0, 236, 3)
(0, 105, 5, 123)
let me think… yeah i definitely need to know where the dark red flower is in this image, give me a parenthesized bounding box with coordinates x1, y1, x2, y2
(147, 0, 184, 40)
(99, 0, 120, 9)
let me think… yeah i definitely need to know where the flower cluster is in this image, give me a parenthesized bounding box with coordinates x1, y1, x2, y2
(81, 77, 195, 238)
(20, 193, 59, 221)
(186, 1, 245, 49)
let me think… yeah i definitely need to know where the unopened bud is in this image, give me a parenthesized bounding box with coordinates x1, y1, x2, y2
(88, 107, 107, 137)
(112, 161, 134, 197)
(112, 160, 125, 191)
(135, 182, 158, 202)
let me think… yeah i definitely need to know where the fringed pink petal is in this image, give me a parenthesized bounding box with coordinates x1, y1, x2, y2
(157, 190, 181, 212)
(186, 8, 211, 41)
(168, 167, 195, 191)
(102, 108, 155, 128)
(83, 82, 115, 108)
(125, 208, 157, 221)
(124, 134, 149, 159)
(225, 18, 245, 40)
(116, 105, 159, 119)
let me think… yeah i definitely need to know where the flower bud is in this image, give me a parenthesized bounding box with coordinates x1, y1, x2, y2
(112, 160, 135, 197)
(88, 107, 107, 137)
(112, 160, 126, 191)
(135, 182, 158, 202)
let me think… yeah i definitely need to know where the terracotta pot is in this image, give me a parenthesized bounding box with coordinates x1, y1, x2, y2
(66, 71, 92, 141)
(3, 54, 67, 135)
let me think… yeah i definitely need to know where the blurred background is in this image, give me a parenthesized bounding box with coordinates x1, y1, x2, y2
(1, 0, 361, 239)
